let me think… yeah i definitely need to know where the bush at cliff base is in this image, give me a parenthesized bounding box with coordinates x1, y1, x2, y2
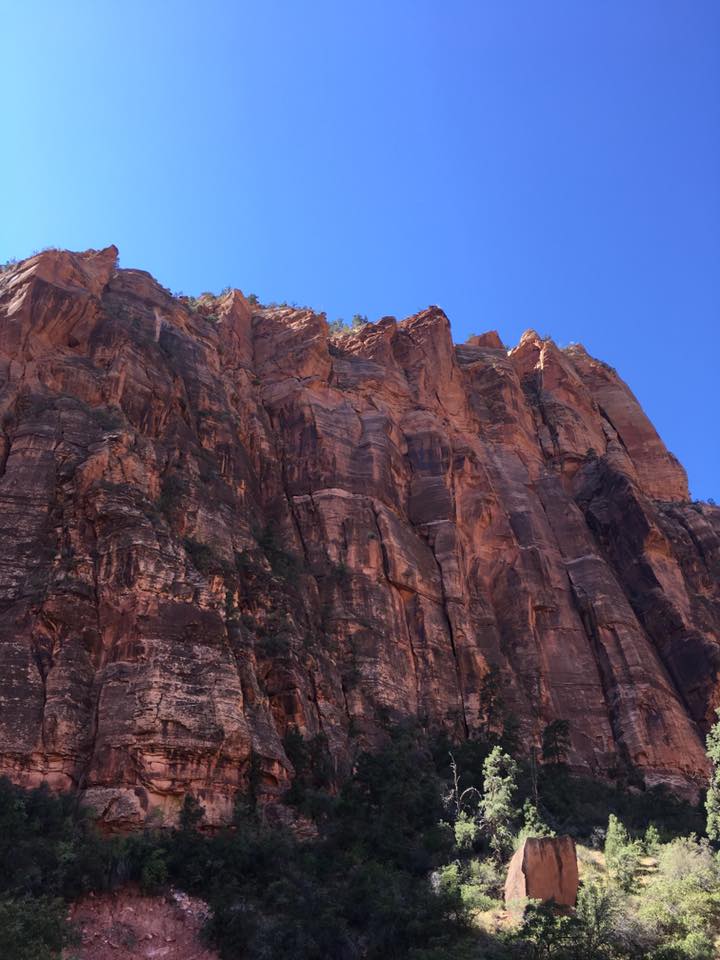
(0, 728, 717, 960)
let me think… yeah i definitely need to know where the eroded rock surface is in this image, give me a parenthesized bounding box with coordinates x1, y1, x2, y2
(504, 836, 579, 910)
(0, 247, 718, 826)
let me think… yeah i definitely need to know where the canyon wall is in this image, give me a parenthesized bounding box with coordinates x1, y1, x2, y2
(0, 246, 718, 826)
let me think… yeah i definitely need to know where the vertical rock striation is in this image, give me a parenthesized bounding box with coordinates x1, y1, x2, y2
(0, 247, 717, 826)
(504, 836, 579, 911)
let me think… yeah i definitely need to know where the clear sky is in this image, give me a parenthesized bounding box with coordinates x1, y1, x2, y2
(1, 1, 718, 499)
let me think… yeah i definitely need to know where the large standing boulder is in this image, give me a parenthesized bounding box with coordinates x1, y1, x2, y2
(504, 836, 579, 911)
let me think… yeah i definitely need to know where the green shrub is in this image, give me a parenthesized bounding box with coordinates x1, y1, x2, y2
(635, 837, 720, 958)
(604, 814, 641, 891)
(458, 857, 503, 911)
(454, 811, 480, 851)
(283, 730, 334, 807)
(159, 472, 188, 517)
(140, 849, 168, 893)
(183, 538, 231, 578)
(257, 523, 303, 579)
(0, 896, 70, 960)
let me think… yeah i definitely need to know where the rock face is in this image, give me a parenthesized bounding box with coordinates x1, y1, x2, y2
(0, 246, 718, 826)
(504, 836, 579, 910)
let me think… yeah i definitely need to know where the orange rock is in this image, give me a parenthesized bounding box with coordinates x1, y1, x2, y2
(504, 836, 579, 912)
(0, 246, 717, 827)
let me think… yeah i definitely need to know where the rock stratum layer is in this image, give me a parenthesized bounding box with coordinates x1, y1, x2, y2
(0, 246, 718, 827)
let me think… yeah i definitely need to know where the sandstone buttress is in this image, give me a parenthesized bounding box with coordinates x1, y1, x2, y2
(0, 247, 717, 826)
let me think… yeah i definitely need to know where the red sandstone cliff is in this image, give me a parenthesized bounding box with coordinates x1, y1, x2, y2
(0, 246, 718, 827)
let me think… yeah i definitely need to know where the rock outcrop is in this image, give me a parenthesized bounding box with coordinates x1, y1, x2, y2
(504, 836, 579, 911)
(0, 246, 718, 826)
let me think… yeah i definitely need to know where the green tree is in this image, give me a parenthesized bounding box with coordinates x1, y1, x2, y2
(644, 823, 662, 857)
(542, 719, 571, 767)
(140, 848, 168, 893)
(514, 899, 576, 959)
(604, 814, 640, 892)
(479, 746, 518, 861)
(705, 707, 720, 841)
(179, 793, 205, 832)
(477, 664, 503, 740)
(445, 753, 481, 851)
(516, 799, 555, 844)
(570, 881, 623, 960)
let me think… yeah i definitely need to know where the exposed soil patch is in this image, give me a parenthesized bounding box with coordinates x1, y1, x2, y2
(65, 887, 219, 960)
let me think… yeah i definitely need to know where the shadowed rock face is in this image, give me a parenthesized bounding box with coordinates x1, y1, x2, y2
(0, 246, 718, 826)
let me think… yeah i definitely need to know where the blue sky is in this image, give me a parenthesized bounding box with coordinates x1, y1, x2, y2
(1, 1, 718, 499)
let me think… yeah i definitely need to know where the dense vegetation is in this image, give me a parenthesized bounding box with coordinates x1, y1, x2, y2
(1, 716, 719, 960)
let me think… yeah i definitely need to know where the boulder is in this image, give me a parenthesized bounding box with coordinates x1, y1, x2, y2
(504, 836, 579, 912)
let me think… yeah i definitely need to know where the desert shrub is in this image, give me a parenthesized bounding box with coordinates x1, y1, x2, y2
(328, 318, 350, 335)
(255, 631, 291, 657)
(183, 537, 232, 578)
(454, 810, 480, 851)
(257, 523, 303, 578)
(604, 815, 641, 891)
(705, 708, 720, 840)
(657, 835, 717, 882)
(140, 848, 168, 893)
(458, 857, 504, 911)
(511, 899, 578, 959)
(635, 837, 720, 958)
(283, 730, 334, 807)
(435, 857, 501, 912)
(0, 896, 69, 960)
(159, 472, 188, 516)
